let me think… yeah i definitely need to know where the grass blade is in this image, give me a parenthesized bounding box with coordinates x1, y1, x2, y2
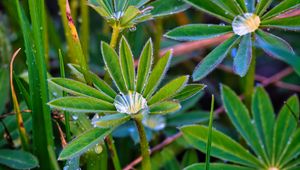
(205, 95, 214, 170)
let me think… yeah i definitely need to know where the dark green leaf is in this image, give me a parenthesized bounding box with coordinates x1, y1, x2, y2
(149, 0, 190, 18)
(165, 24, 232, 41)
(150, 101, 181, 115)
(262, 0, 300, 20)
(93, 113, 130, 128)
(0, 149, 39, 169)
(279, 129, 300, 167)
(211, 0, 244, 15)
(173, 84, 206, 101)
(181, 150, 198, 168)
(261, 16, 300, 31)
(255, 0, 273, 16)
(0, 68, 9, 114)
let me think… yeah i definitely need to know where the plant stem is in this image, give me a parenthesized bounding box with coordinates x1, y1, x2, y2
(134, 118, 151, 170)
(110, 26, 121, 49)
(105, 135, 122, 170)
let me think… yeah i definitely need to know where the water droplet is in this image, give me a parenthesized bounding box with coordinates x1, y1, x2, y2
(129, 26, 137, 32)
(232, 13, 261, 36)
(72, 115, 79, 121)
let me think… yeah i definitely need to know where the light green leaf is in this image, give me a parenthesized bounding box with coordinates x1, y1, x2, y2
(181, 150, 198, 168)
(48, 97, 116, 113)
(262, 0, 300, 20)
(101, 42, 127, 93)
(150, 101, 181, 115)
(148, 76, 189, 105)
(165, 24, 232, 41)
(173, 84, 206, 101)
(49, 78, 114, 102)
(184, 0, 234, 22)
(119, 37, 135, 90)
(59, 128, 112, 160)
(261, 16, 300, 31)
(192, 35, 239, 81)
(252, 87, 275, 158)
(93, 113, 130, 128)
(128, 0, 150, 8)
(0, 149, 39, 169)
(255, 0, 273, 16)
(120, 6, 141, 26)
(184, 163, 254, 170)
(136, 39, 153, 93)
(143, 50, 172, 98)
(273, 95, 299, 163)
(233, 33, 252, 77)
(149, 0, 190, 18)
(180, 125, 262, 167)
(221, 85, 269, 164)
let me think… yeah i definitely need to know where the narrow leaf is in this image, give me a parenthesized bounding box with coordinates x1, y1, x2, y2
(150, 101, 181, 115)
(262, 0, 300, 20)
(184, 163, 254, 170)
(205, 95, 214, 170)
(149, 0, 190, 18)
(261, 16, 300, 31)
(211, 0, 244, 15)
(280, 129, 300, 166)
(255, 0, 273, 16)
(92, 113, 130, 128)
(173, 84, 206, 101)
(0, 149, 39, 169)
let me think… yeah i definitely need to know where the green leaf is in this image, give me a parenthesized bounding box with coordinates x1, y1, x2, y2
(49, 78, 114, 102)
(92, 113, 130, 128)
(245, 0, 255, 12)
(192, 35, 239, 81)
(211, 0, 244, 15)
(0, 149, 39, 169)
(184, 0, 234, 22)
(262, 0, 300, 20)
(68, 64, 117, 98)
(255, 0, 273, 16)
(280, 129, 300, 167)
(173, 84, 206, 101)
(180, 125, 262, 167)
(233, 33, 252, 77)
(256, 35, 300, 76)
(148, 76, 189, 105)
(143, 50, 172, 98)
(149, 0, 190, 18)
(273, 95, 299, 163)
(261, 16, 300, 31)
(120, 6, 141, 26)
(0, 68, 9, 114)
(48, 97, 116, 113)
(235, 0, 248, 12)
(119, 37, 135, 90)
(181, 150, 198, 168)
(59, 128, 112, 160)
(252, 87, 275, 158)
(160, 149, 181, 170)
(128, 0, 150, 8)
(101, 42, 127, 93)
(165, 24, 232, 41)
(221, 85, 269, 164)
(167, 111, 209, 127)
(184, 163, 254, 170)
(150, 101, 181, 115)
(136, 39, 153, 93)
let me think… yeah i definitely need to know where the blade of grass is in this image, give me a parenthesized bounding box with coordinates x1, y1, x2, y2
(80, 0, 90, 59)
(205, 95, 214, 170)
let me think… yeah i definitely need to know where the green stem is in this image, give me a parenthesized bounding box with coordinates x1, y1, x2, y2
(105, 135, 122, 170)
(110, 26, 121, 49)
(134, 118, 151, 170)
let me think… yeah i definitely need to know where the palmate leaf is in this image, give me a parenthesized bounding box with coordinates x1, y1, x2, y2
(184, 163, 254, 170)
(252, 87, 275, 158)
(101, 42, 127, 93)
(261, 16, 300, 31)
(165, 24, 232, 41)
(148, 75, 189, 105)
(149, 101, 181, 115)
(233, 33, 252, 77)
(0, 149, 39, 169)
(180, 125, 263, 168)
(221, 85, 269, 164)
(93, 113, 130, 128)
(143, 50, 172, 98)
(273, 95, 299, 163)
(262, 0, 300, 20)
(120, 6, 141, 26)
(136, 39, 153, 93)
(212, 0, 244, 15)
(173, 84, 206, 101)
(59, 128, 112, 160)
(149, 0, 190, 18)
(279, 129, 300, 167)
(192, 35, 240, 81)
(49, 78, 114, 102)
(183, 0, 234, 22)
(255, 0, 273, 16)
(48, 97, 116, 113)
(119, 36, 135, 90)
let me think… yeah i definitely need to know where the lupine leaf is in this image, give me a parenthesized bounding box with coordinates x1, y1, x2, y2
(173, 84, 206, 101)
(150, 0, 190, 18)
(245, 0, 255, 12)
(180, 125, 262, 168)
(279, 129, 300, 167)
(261, 16, 300, 31)
(136, 39, 153, 93)
(221, 85, 269, 164)
(273, 95, 299, 163)
(150, 101, 181, 115)
(192, 35, 239, 81)
(167, 111, 209, 127)
(148, 76, 189, 105)
(233, 33, 252, 77)
(255, 0, 273, 16)
(49, 78, 114, 102)
(93, 113, 130, 128)
(0, 149, 39, 169)
(59, 128, 112, 160)
(165, 24, 232, 41)
(48, 97, 116, 113)
(181, 150, 198, 168)
(262, 0, 300, 20)
(120, 6, 141, 26)
(212, 0, 244, 15)
(143, 50, 172, 98)
(184, 163, 254, 170)
(128, 0, 150, 8)
(235, 0, 248, 12)
(101, 42, 127, 92)
(252, 87, 275, 158)
(119, 37, 135, 90)
(183, 0, 234, 22)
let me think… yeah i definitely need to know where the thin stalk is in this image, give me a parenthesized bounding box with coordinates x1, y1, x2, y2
(58, 50, 71, 141)
(80, 0, 89, 60)
(241, 36, 256, 108)
(106, 135, 122, 170)
(134, 118, 151, 170)
(110, 26, 121, 49)
(153, 19, 163, 64)
(205, 95, 215, 170)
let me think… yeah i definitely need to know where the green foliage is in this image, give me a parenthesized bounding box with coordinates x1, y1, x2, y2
(0, 149, 39, 169)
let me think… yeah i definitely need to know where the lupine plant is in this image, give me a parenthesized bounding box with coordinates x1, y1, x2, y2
(166, 0, 300, 80)
(48, 37, 205, 170)
(181, 85, 300, 170)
